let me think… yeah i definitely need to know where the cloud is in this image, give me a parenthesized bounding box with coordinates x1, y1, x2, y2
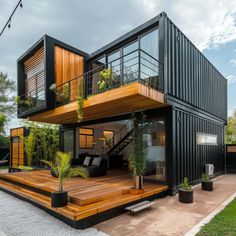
(1, 0, 236, 132)
(230, 59, 236, 67)
(226, 75, 236, 84)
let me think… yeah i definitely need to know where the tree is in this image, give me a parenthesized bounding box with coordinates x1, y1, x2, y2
(0, 72, 16, 133)
(226, 110, 236, 144)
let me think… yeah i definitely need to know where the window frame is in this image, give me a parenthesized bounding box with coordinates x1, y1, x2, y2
(79, 128, 94, 149)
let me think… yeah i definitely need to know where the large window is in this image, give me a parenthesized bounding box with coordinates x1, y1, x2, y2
(108, 50, 121, 84)
(90, 27, 159, 89)
(79, 128, 94, 149)
(123, 41, 138, 82)
(140, 29, 159, 84)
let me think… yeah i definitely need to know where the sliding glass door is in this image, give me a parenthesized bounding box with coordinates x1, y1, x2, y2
(60, 128, 75, 158)
(143, 119, 166, 182)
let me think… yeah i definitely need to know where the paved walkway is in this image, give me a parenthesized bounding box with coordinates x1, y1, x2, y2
(96, 174, 236, 236)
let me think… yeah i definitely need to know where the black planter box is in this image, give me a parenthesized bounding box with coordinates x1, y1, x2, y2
(51, 191, 68, 207)
(201, 181, 213, 191)
(178, 189, 193, 203)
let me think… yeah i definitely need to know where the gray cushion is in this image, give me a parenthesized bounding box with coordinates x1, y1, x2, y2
(91, 157, 102, 166)
(83, 156, 91, 166)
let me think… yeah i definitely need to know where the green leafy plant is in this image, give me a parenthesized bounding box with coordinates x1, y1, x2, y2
(77, 79, 84, 122)
(128, 113, 147, 177)
(98, 68, 117, 92)
(24, 129, 37, 167)
(201, 173, 211, 182)
(42, 151, 88, 192)
(23, 121, 59, 165)
(180, 177, 192, 191)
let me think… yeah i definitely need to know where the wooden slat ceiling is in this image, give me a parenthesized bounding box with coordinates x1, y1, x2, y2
(28, 82, 167, 124)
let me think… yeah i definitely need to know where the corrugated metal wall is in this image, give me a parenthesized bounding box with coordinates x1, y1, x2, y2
(164, 16, 227, 121)
(173, 108, 225, 186)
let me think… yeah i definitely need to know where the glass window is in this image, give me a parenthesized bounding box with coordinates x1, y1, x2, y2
(123, 41, 139, 83)
(79, 128, 94, 149)
(196, 133, 218, 145)
(12, 137, 19, 143)
(140, 29, 159, 84)
(63, 130, 74, 157)
(108, 50, 121, 86)
(140, 29, 158, 59)
(90, 56, 106, 95)
(143, 119, 166, 182)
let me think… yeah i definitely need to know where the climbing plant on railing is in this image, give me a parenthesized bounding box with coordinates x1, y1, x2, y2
(77, 79, 84, 122)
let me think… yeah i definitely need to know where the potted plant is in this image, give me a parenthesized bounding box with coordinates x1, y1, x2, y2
(201, 173, 213, 191)
(128, 113, 146, 193)
(42, 151, 88, 207)
(179, 177, 193, 203)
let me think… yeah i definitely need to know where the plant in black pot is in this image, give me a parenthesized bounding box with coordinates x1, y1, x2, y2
(179, 177, 193, 204)
(42, 151, 88, 207)
(201, 173, 213, 191)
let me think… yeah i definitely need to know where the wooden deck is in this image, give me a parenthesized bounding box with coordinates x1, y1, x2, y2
(0, 170, 168, 228)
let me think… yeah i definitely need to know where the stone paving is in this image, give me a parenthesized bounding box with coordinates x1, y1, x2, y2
(96, 174, 236, 236)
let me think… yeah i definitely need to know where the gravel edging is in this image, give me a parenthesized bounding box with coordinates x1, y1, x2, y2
(0, 190, 109, 236)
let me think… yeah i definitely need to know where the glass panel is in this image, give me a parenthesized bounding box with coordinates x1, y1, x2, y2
(123, 41, 139, 82)
(63, 130, 74, 157)
(140, 29, 159, 85)
(108, 51, 121, 86)
(12, 137, 19, 143)
(80, 128, 93, 135)
(143, 119, 166, 182)
(86, 136, 94, 148)
(90, 56, 106, 95)
(79, 128, 94, 149)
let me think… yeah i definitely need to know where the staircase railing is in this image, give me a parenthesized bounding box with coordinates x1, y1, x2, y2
(106, 120, 133, 154)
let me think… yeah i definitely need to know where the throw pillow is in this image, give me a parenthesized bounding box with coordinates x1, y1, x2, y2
(83, 156, 91, 166)
(91, 157, 102, 166)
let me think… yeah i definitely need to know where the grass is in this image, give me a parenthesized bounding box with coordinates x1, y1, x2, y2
(197, 198, 236, 236)
(0, 166, 8, 170)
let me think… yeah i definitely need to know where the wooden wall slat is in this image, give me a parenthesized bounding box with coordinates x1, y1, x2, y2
(54, 46, 84, 101)
(24, 47, 45, 96)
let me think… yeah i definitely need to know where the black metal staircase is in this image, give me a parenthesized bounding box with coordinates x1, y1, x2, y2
(106, 120, 149, 155)
(106, 120, 133, 155)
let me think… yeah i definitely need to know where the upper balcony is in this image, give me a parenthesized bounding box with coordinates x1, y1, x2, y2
(27, 47, 166, 124)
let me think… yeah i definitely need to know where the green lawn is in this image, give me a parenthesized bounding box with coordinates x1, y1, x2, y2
(0, 166, 8, 170)
(197, 198, 236, 236)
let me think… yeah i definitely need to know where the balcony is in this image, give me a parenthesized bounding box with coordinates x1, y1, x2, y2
(28, 49, 166, 124)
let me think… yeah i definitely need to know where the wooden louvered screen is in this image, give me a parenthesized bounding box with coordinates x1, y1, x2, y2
(54, 46, 84, 101)
(10, 128, 25, 167)
(24, 47, 45, 100)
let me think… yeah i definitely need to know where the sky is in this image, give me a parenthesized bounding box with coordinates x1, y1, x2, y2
(0, 0, 236, 133)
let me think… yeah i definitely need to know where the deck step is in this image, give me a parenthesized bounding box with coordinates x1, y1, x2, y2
(0, 180, 78, 220)
(70, 186, 131, 206)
